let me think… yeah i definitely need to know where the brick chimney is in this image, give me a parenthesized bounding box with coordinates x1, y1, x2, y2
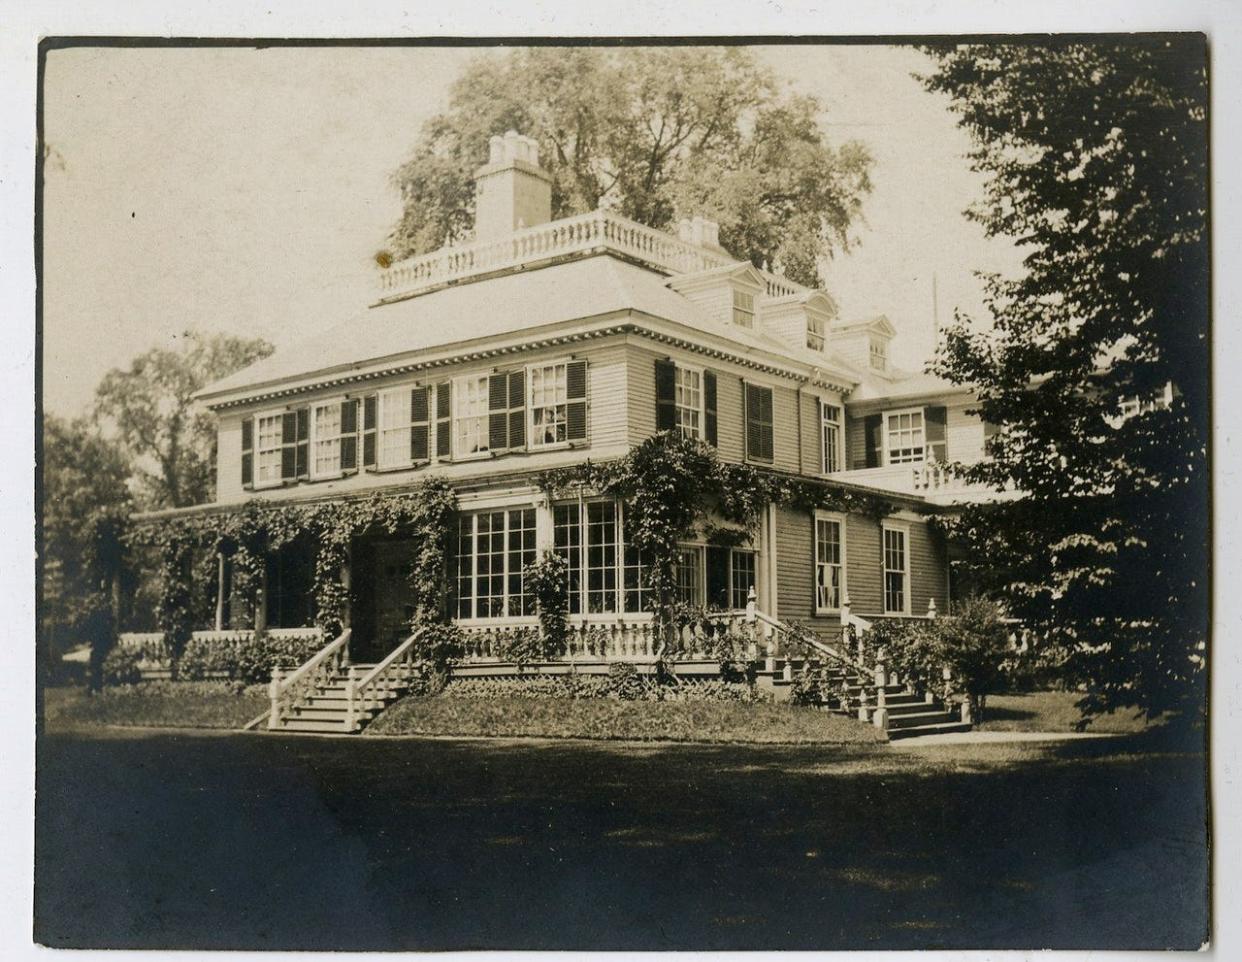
(473, 130, 553, 242)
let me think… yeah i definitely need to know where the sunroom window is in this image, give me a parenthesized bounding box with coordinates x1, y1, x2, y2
(455, 508, 537, 619)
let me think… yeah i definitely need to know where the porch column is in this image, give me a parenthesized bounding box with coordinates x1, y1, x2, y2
(255, 558, 268, 633)
(213, 552, 229, 631)
(534, 494, 555, 554)
(761, 502, 779, 617)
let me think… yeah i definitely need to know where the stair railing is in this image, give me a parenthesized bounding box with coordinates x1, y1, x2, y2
(344, 626, 428, 732)
(268, 628, 351, 730)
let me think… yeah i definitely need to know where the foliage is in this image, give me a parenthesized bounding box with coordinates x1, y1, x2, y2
(920, 41, 1208, 722)
(94, 330, 274, 508)
(410, 622, 465, 691)
(100, 647, 142, 687)
(154, 537, 195, 673)
(387, 47, 872, 287)
(176, 632, 325, 685)
(442, 672, 766, 704)
(524, 551, 570, 656)
(47, 681, 268, 730)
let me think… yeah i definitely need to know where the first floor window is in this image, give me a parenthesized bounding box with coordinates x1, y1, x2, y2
(256, 413, 283, 485)
(378, 387, 411, 468)
(555, 500, 654, 616)
(312, 402, 342, 477)
(674, 366, 703, 439)
(883, 525, 909, 614)
(585, 501, 619, 614)
(454, 375, 490, 457)
(815, 514, 844, 611)
(529, 361, 569, 447)
(455, 508, 537, 619)
(821, 402, 842, 473)
(730, 550, 756, 610)
(885, 409, 925, 464)
(622, 519, 651, 615)
(675, 546, 704, 604)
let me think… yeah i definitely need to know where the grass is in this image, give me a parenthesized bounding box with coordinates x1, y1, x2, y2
(43, 683, 268, 731)
(976, 690, 1164, 734)
(367, 694, 886, 744)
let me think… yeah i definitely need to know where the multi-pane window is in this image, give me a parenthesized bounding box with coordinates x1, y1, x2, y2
(622, 515, 651, 614)
(453, 375, 490, 457)
(455, 508, 537, 619)
(815, 515, 844, 612)
(255, 414, 284, 485)
(378, 388, 411, 469)
(807, 314, 826, 351)
(529, 362, 569, 447)
(870, 335, 888, 371)
(553, 503, 584, 615)
(675, 547, 704, 604)
(821, 402, 842, 473)
(730, 550, 756, 610)
(556, 500, 654, 616)
(883, 525, 909, 615)
(674, 366, 703, 439)
(311, 402, 342, 477)
(885, 410, 925, 464)
(585, 501, 618, 614)
(732, 289, 755, 328)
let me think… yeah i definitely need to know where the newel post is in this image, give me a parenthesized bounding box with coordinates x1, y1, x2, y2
(839, 595, 851, 627)
(745, 586, 757, 623)
(873, 647, 888, 729)
(344, 665, 358, 732)
(267, 669, 282, 730)
(927, 597, 937, 620)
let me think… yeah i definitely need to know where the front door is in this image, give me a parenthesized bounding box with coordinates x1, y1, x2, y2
(349, 538, 418, 663)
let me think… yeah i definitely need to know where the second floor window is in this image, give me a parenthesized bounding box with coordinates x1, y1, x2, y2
(312, 402, 342, 476)
(885, 409, 925, 464)
(529, 361, 569, 446)
(378, 388, 411, 468)
(454, 375, 490, 458)
(255, 413, 283, 486)
(821, 402, 842, 473)
(732, 289, 755, 328)
(674, 366, 703, 439)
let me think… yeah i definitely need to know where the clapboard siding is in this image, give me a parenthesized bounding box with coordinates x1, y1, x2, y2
(846, 514, 884, 614)
(216, 413, 246, 504)
(775, 505, 815, 623)
(909, 518, 948, 616)
(847, 413, 869, 470)
(946, 402, 985, 464)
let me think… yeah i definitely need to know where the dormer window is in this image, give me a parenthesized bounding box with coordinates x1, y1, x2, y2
(732, 289, 755, 328)
(870, 335, 888, 371)
(807, 313, 826, 351)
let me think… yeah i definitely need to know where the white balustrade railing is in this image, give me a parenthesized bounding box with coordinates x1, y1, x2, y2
(344, 627, 427, 730)
(268, 629, 351, 730)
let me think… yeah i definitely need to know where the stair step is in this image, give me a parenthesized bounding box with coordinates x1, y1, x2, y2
(887, 721, 975, 740)
(272, 718, 352, 733)
(882, 701, 940, 716)
(884, 710, 959, 729)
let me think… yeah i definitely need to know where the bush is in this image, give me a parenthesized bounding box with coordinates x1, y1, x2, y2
(411, 622, 464, 691)
(443, 669, 766, 703)
(175, 631, 325, 685)
(101, 647, 142, 687)
(524, 552, 569, 655)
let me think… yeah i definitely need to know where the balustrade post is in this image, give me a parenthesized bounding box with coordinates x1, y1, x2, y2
(267, 671, 282, 730)
(927, 597, 937, 620)
(344, 666, 357, 732)
(745, 586, 757, 623)
(960, 700, 973, 724)
(857, 684, 870, 723)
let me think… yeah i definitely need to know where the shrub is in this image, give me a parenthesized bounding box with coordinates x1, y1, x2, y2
(411, 622, 464, 692)
(175, 632, 324, 685)
(101, 647, 143, 687)
(443, 670, 766, 703)
(524, 552, 569, 655)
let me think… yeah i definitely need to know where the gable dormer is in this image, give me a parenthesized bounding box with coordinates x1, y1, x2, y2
(828, 316, 898, 374)
(761, 290, 839, 355)
(665, 260, 765, 330)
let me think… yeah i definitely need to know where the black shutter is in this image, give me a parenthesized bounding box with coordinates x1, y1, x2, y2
(703, 370, 718, 446)
(339, 399, 358, 472)
(435, 382, 452, 459)
(759, 388, 774, 461)
(362, 395, 377, 468)
(865, 413, 883, 468)
(745, 384, 773, 461)
(507, 370, 526, 450)
(654, 358, 676, 432)
(488, 373, 509, 453)
(241, 417, 253, 489)
(295, 408, 309, 479)
(566, 359, 588, 443)
(411, 386, 430, 462)
(925, 406, 947, 462)
(280, 412, 297, 481)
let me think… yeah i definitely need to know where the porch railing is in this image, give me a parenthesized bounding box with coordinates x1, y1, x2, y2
(344, 627, 428, 731)
(268, 629, 351, 730)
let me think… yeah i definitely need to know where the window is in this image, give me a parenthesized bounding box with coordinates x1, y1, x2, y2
(885, 409, 925, 465)
(529, 361, 568, 447)
(556, 500, 651, 616)
(312, 402, 344, 478)
(807, 314, 826, 352)
(821, 402, 842, 473)
(870, 335, 888, 371)
(745, 383, 774, 461)
(553, 503, 584, 615)
(675, 547, 704, 604)
(730, 550, 756, 610)
(585, 501, 619, 614)
(622, 514, 651, 614)
(453, 375, 490, 458)
(732, 289, 755, 328)
(378, 388, 411, 469)
(455, 508, 537, 619)
(815, 513, 845, 612)
(674, 366, 703, 439)
(255, 414, 283, 486)
(882, 524, 909, 615)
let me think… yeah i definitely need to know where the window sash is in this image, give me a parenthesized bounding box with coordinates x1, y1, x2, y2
(255, 414, 284, 485)
(674, 366, 703, 439)
(821, 403, 841, 473)
(883, 527, 908, 614)
(456, 508, 537, 620)
(870, 336, 888, 370)
(675, 546, 704, 605)
(453, 375, 490, 458)
(885, 410, 925, 465)
(730, 550, 756, 610)
(556, 500, 655, 616)
(732, 289, 755, 328)
(815, 517, 844, 611)
(377, 388, 412, 469)
(311, 403, 343, 477)
(807, 316, 826, 351)
(529, 362, 569, 447)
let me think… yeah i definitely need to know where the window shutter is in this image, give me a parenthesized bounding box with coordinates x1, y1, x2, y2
(488, 373, 509, 453)
(241, 417, 254, 489)
(566, 359, 588, 443)
(280, 411, 298, 481)
(864, 413, 883, 468)
(362, 395, 377, 468)
(925, 405, 948, 462)
(294, 408, 309, 479)
(340, 399, 359, 472)
(654, 358, 676, 432)
(507, 370, 526, 450)
(703, 370, 718, 447)
(759, 388, 774, 461)
(435, 382, 452, 460)
(410, 386, 431, 462)
(745, 384, 773, 461)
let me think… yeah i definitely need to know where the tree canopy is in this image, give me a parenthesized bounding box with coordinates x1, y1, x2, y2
(95, 330, 274, 508)
(388, 47, 873, 287)
(921, 39, 1209, 721)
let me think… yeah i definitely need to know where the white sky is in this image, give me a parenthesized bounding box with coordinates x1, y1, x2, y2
(41, 43, 1022, 416)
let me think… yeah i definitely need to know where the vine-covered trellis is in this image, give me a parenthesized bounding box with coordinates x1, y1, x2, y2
(127, 478, 458, 650)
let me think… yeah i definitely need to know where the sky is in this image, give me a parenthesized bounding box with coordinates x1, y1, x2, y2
(40, 43, 1023, 416)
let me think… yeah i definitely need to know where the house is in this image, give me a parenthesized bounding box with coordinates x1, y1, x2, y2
(126, 131, 1002, 734)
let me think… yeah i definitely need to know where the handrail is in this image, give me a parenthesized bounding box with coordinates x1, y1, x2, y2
(268, 628, 351, 730)
(345, 627, 428, 730)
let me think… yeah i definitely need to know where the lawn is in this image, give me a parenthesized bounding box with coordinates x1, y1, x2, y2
(368, 694, 885, 744)
(34, 728, 1208, 950)
(977, 690, 1166, 734)
(43, 683, 268, 731)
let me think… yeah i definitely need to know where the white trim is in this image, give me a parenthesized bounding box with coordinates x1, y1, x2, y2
(813, 510, 847, 615)
(881, 520, 912, 616)
(883, 406, 927, 466)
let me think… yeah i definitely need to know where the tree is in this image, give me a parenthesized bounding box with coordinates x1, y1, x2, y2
(920, 39, 1208, 722)
(388, 47, 873, 287)
(95, 330, 273, 508)
(40, 415, 133, 683)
